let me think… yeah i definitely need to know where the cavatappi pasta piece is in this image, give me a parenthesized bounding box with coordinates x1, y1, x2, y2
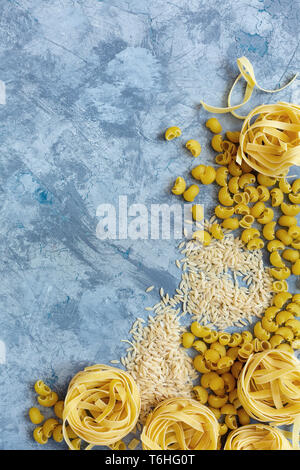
(272, 280, 288, 293)
(34, 380, 51, 397)
(293, 294, 300, 304)
(224, 424, 292, 450)
(54, 401, 64, 420)
(244, 186, 259, 202)
(208, 394, 228, 408)
(228, 333, 242, 347)
(269, 334, 284, 348)
(218, 333, 231, 346)
(238, 173, 255, 189)
(276, 229, 293, 246)
(172, 177, 186, 195)
(270, 188, 284, 207)
(257, 174, 276, 187)
(191, 164, 205, 180)
(226, 131, 240, 143)
(286, 301, 300, 315)
(228, 176, 240, 194)
(267, 240, 285, 252)
(251, 338, 263, 352)
(222, 140, 237, 156)
(231, 361, 243, 379)
(190, 322, 211, 338)
(221, 404, 237, 415)
(253, 321, 270, 341)
(214, 205, 235, 219)
(234, 203, 250, 216)
(239, 215, 254, 229)
(211, 135, 223, 152)
(277, 343, 294, 354)
(232, 192, 249, 205)
(273, 292, 292, 308)
(257, 185, 270, 202)
(291, 239, 300, 249)
(33, 426, 48, 445)
(285, 319, 300, 336)
(292, 178, 300, 194)
(288, 225, 300, 239)
(237, 408, 250, 426)
(210, 342, 226, 357)
(257, 207, 274, 224)
(241, 228, 260, 244)
(276, 310, 294, 325)
(52, 424, 64, 443)
(193, 340, 207, 354)
(238, 343, 254, 362)
(192, 230, 211, 246)
(221, 217, 239, 230)
(165, 126, 181, 140)
(141, 398, 219, 450)
(191, 204, 204, 221)
(262, 221, 276, 241)
(216, 151, 232, 165)
(219, 423, 228, 436)
(237, 350, 300, 433)
(210, 223, 224, 240)
(222, 373, 236, 392)
(281, 202, 300, 216)
(193, 355, 210, 373)
(278, 215, 297, 227)
(279, 178, 292, 194)
(250, 201, 265, 218)
(186, 139, 201, 157)
(182, 332, 195, 348)
(228, 160, 242, 177)
(282, 248, 299, 263)
(269, 266, 291, 280)
(193, 386, 208, 404)
(217, 356, 234, 370)
(206, 118, 222, 134)
(37, 392, 58, 408)
(270, 251, 286, 268)
(201, 166, 216, 184)
(183, 184, 199, 202)
(264, 306, 280, 320)
(29, 407, 44, 425)
(218, 186, 234, 206)
(292, 259, 300, 275)
(241, 331, 253, 344)
(225, 414, 238, 430)
(43, 418, 59, 438)
(63, 365, 141, 450)
(289, 193, 300, 204)
(261, 316, 278, 333)
(215, 167, 229, 186)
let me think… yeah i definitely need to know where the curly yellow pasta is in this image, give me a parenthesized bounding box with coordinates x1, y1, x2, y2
(269, 251, 286, 268)
(210, 223, 224, 240)
(216, 151, 232, 166)
(228, 160, 242, 177)
(262, 221, 276, 241)
(278, 215, 297, 227)
(244, 186, 259, 202)
(281, 202, 300, 216)
(270, 188, 284, 207)
(276, 229, 293, 246)
(239, 215, 254, 229)
(186, 139, 201, 157)
(219, 186, 234, 206)
(292, 259, 300, 275)
(206, 118, 222, 134)
(192, 230, 211, 246)
(62, 364, 141, 450)
(257, 185, 270, 202)
(221, 217, 239, 230)
(172, 177, 186, 195)
(226, 131, 240, 143)
(272, 280, 288, 292)
(272, 292, 292, 308)
(211, 135, 223, 152)
(241, 228, 260, 244)
(224, 424, 292, 450)
(215, 205, 235, 219)
(165, 126, 181, 141)
(257, 207, 274, 224)
(289, 193, 300, 204)
(250, 201, 265, 218)
(191, 204, 204, 222)
(279, 178, 292, 193)
(183, 184, 199, 202)
(215, 167, 229, 186)
(267, 240, 285, 252)
(141, 397, 219, 450)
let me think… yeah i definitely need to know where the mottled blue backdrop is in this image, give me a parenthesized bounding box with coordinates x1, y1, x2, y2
(0, 0, 299, 449)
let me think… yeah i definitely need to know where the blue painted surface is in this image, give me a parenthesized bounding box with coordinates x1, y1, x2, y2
(0, 0, 299, 449)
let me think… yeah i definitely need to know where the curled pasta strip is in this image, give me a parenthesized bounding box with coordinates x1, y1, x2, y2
(237, 350, 300, 438)
(236, 102, 300, 176)
(62, 364, 141, 450)
(201, 57, 297, 119)
(224, 424, 292, 450)
(141, 397, 219, 450)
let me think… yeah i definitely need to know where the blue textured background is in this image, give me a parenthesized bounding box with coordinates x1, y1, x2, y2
(0, 0, 299, 449)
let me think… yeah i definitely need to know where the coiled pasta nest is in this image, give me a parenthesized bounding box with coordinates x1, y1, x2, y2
(237, 349, 300, 425)
(141, 397, 219, 450)
(63, 364, 141, 450)
(224, 424, 292, 450)
(237, 102, 300, 176)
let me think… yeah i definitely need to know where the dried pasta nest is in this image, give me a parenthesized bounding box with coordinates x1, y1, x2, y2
(224, 424, 292, 450)
(237, 349, 300, 426)
(62, 364, 141, 450)
(141, 397, 219, 450)
(237, 102, 300, 176)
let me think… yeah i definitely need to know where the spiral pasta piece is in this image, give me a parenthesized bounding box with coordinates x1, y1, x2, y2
(141, 397, 219, 450)
(63, 364, 141, 450)
(237, 350, 300, 430)
(224, 424, 292, 450)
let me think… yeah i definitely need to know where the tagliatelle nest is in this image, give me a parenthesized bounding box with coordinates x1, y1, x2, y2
(141, 397, 219, 450)
(62, 364, 141, 450)
(224, 424, 292, 450)
(236, 102, 300, 176)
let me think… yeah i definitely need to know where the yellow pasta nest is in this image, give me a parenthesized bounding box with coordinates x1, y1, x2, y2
(141, 397, 219, 450)
(224, 424, 292, 450)
(236, 102, 300, 176)
(237, 349, 300, 426)
(62, 364, 141, 450)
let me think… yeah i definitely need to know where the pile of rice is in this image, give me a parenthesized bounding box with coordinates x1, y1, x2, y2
(119, 230, 273, 421)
